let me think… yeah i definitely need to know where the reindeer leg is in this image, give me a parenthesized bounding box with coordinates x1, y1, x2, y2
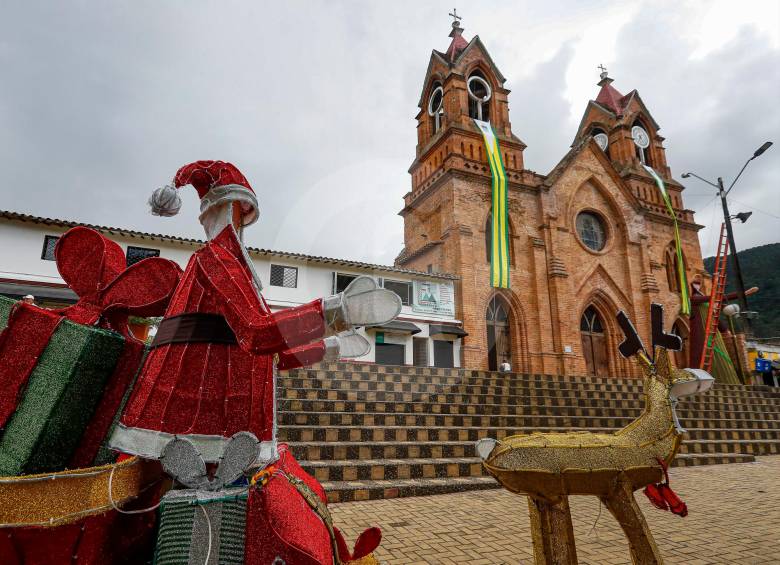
(601, 479, 664, 565)
(527, 495, 578, 565)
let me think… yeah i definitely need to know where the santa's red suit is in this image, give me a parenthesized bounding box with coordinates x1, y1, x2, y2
(110, 160, 398, 466)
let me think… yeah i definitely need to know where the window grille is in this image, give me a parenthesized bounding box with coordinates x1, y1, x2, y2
(270, 264, 298, 288)
(41, 235, 60, 261)
(126, 246, 160, 266)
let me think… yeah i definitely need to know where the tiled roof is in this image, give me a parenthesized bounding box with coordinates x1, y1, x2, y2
(0, 210, 458, 280)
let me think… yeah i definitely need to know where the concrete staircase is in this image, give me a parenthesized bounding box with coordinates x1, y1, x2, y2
(277, 363, 780, 503)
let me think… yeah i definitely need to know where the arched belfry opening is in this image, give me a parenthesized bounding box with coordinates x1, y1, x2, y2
(671, 319, 690, 369)
(486, 295, 511, 371)
(580, 305, 609, 375)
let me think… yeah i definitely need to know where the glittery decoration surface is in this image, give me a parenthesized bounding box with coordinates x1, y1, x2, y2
(484, 349, 688, 500)
(0, 319, 124, 476)
(0, 299, 63, 428)
(155, 487, 247, 565)
(119, 226, 325, 454)
(0, 456, 161, 527)
(244, 446, 333, 565)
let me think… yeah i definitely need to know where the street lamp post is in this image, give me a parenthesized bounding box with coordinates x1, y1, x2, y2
(682, 141, 773, 334)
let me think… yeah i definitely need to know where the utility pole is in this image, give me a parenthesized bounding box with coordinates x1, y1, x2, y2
(717, 176, 752, 332)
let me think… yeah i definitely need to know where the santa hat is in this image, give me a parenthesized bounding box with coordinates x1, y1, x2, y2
(148, 160, 260, 227)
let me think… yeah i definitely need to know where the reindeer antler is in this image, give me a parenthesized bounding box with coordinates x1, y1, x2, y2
(650, 303, 682, 356)
(616, 310, 651, 369)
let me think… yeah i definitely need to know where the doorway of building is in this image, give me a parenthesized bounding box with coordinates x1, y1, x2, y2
(486, 295, 511, 371)
(433, 340, 455, 368)
(580, 306, 609, 375)
(375, 343, 405, 366)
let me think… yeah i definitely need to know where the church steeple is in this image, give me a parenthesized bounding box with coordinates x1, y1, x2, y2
(408, 15, 525, 196)
(444, 10, 468, 61)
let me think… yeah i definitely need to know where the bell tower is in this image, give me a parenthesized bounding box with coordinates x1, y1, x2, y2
(573, 68, 690, 217)
(399, 16, 529, 272)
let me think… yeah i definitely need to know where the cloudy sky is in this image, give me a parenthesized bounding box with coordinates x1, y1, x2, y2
(1, 1, 778, 264)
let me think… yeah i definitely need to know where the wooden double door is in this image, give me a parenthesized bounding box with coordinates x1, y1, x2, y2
(580, 306, 609, 376)
(487, 296, 511, 371)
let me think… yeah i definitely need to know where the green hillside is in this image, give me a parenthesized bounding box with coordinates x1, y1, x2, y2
(703, 242, 780, 338)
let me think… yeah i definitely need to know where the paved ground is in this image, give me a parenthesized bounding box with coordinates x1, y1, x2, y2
(331, 456, 780, 564)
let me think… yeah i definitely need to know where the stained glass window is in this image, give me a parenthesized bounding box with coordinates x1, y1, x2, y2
(576, 212, 606, 251)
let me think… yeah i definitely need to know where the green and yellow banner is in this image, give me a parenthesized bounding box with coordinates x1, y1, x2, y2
(474, 119, 510, 288)
(644, 165, 691, 315)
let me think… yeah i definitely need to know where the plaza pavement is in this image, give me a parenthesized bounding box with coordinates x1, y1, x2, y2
(331, 455, 780, 564)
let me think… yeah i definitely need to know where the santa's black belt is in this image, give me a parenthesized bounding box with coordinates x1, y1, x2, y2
(151, 313, 237, 348)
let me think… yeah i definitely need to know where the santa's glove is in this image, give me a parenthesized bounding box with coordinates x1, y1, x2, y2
(323, 276, 402, 333)
(323, 331, 371, 361)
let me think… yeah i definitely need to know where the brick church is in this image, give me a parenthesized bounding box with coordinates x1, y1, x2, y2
(395, 18, 705, 377)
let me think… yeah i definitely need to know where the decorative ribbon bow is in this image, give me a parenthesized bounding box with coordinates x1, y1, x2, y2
(55, 227, 182, 334)
(643, 457, 688, 517)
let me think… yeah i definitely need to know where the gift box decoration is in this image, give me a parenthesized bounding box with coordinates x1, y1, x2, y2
(0, 318, 125, 475)
(0, 227, 181, 475)
(153, 433, 260, 565)
(154, 488, 248, 565)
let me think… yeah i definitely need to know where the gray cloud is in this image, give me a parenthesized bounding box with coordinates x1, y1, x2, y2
(0, 1, 777, 264)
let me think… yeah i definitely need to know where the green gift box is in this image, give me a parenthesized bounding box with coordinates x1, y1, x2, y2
(0, 296, 124, 475)
(154, 488, 248, 565)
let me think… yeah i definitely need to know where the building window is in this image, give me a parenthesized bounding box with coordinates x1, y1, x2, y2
(427, 83, 444, 134)
(333, 272, 358, 294)
(467, 70, 491, 122)
(126, 246, 160, 266)
(576, 212, 607, 252)
(270, 264, 298, 288)
(383, 279, 412, 306)
(41, 235, 60, 261)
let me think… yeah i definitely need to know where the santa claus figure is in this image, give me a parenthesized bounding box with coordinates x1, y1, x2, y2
(109, 160, 401, 467)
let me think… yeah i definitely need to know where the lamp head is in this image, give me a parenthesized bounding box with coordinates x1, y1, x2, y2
(753, 141, 773, 158)
(681, 172, 691, 178)
(734, 211, 753, 223)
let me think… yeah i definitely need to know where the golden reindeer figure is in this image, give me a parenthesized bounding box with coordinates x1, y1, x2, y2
(476, 304, 714, 565)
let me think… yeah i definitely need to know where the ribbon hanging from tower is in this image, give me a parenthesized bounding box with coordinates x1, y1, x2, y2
(643, 165, 691, 315)
(474, 119, 510, 288)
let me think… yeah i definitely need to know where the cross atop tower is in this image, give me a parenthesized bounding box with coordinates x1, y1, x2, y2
(598, 64, 608, 79)
(449, 8, 462, 24)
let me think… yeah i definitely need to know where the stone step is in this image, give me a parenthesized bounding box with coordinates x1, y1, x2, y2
(278, 424, 780, 444)
(280, 387, 778, 412)
(280, 398, 780, 421)
(280, 374, 780, 401)
(287, 364, 780, 393)
(279, 410, 780, 430)
(318, 453, 756, 503)
(287, 438, 780, 463)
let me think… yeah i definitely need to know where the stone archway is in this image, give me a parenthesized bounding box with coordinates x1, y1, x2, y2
(486, 295, 512, 371)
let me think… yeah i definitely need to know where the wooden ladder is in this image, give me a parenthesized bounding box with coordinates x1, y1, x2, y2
(701, 223, 729, 371)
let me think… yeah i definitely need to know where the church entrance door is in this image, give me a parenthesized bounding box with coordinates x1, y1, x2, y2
(580, 306, 609, 375)
(486, 296, 511, 371)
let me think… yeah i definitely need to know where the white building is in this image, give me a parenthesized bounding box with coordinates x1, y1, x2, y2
(0, 210, 465, 367)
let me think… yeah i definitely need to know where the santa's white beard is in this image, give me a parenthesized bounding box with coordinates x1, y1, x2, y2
(201, 203, 243, 242)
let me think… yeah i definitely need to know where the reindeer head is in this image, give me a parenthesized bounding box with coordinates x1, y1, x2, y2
(618, 303, 714, 433)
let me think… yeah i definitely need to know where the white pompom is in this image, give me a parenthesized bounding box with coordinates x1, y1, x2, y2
(148, 184, 182, 217)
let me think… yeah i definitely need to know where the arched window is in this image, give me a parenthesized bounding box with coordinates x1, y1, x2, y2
(665, 244, 685, 293)
(427, 82, 444, 135)
(591, 127, 609, 152)
(485, 211, 514, 263)
(486, 295, 511, 371)
(631, 119, 651, 166)
(580, 306, 608, 375)
(467, 70, 491, 122)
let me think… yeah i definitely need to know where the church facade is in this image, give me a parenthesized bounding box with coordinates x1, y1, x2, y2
(395, 20, 705, 377)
